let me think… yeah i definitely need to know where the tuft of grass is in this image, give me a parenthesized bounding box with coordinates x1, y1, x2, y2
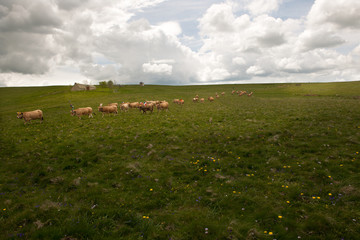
(1, 82, 360, 239)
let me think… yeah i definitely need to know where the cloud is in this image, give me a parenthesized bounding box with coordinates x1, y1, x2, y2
(142, 62, 173, 75)
(157, 21, 182, 36)
(198, 3, 235, 34)
(298, 29, 345, 51)
(307, 0, 360, 29)
(244, 0, 283, 16)
(0, 0, 62, 33)
(1, 0, 360, 86)
(246, 65, 266, 76)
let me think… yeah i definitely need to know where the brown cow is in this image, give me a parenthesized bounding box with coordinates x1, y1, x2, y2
(129, 102, 140, 108)
(239, 91, 247, 96)
(71, 107, 94, 119)
(17, 110, 43, 124)
(98, 105, 118, 117)
(139, 102, 154, 114)
(120, 102, 130, 112)
(208, 97, 214, 102)
(108, 103, 118, 108)
(157, 101, 169, 111)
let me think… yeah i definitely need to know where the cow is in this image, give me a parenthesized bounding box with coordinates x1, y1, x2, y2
(120, 102, 130, 112)
(71, 107, 94, 119)
(108, 103, 118, 108)
(98, 105, 118, 117)
(17, 110, 43, 124)
(157, 101, 169, 111)
(129, 102, 140, 108)
(139, 102, 154, 114)
(208, 97, 214, 102)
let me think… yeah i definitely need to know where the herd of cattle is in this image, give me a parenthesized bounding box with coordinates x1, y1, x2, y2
(16, 90, 253, 124)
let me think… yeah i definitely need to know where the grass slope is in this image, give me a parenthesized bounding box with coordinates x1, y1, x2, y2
(1, 82, 360, 239)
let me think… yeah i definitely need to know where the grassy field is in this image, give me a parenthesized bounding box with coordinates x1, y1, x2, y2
(0, 82, 359, 239)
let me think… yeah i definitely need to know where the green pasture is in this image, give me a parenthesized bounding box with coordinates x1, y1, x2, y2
(0, 82, 359, 239)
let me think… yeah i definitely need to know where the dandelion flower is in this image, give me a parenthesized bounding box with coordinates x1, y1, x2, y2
(150, 188, 153, 191)
(301, 193, 304, 195)
(328, 193, 332, 196)
(233, 191, 236, 194)
(328, 176, 331, 178)
(264, 231, 267, 233)
(286, 201, 290, 204)
(312, 196, 316, 199)
(269, 232, 273, 235)
(278, 216, 283, 219)
(317, 197, 320, 199)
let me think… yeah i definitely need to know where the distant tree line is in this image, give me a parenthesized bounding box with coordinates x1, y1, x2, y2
(99, 80, 114, 88)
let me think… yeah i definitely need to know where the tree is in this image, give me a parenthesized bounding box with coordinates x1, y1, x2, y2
(107, 80, 114, 88)
(99, 81, 107, 88)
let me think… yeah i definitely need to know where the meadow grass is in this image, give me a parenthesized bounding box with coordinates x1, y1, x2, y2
(0, 82, 360, 239)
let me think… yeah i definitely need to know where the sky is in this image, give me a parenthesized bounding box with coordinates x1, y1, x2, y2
(0, 0, 360, 87)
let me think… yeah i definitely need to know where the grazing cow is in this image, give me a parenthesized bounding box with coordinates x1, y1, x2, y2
(231, 90, 236, 95)
(199, 98, 205, 103)
(208, 97, 214, 102)
(247, 92, 253, 97)
(17, 110, 43, 124)
(221, 92, 225, 96)
(178, 99, 184, 105)
(157, 101, 169, 111)
(139, 102, 154, 114)
(71, 107, 94, 119)
(239, 91, 247, 96)
(173, 99, 180, 104)
(193, 97, 199, 102)
(98, 105, 118, 117)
